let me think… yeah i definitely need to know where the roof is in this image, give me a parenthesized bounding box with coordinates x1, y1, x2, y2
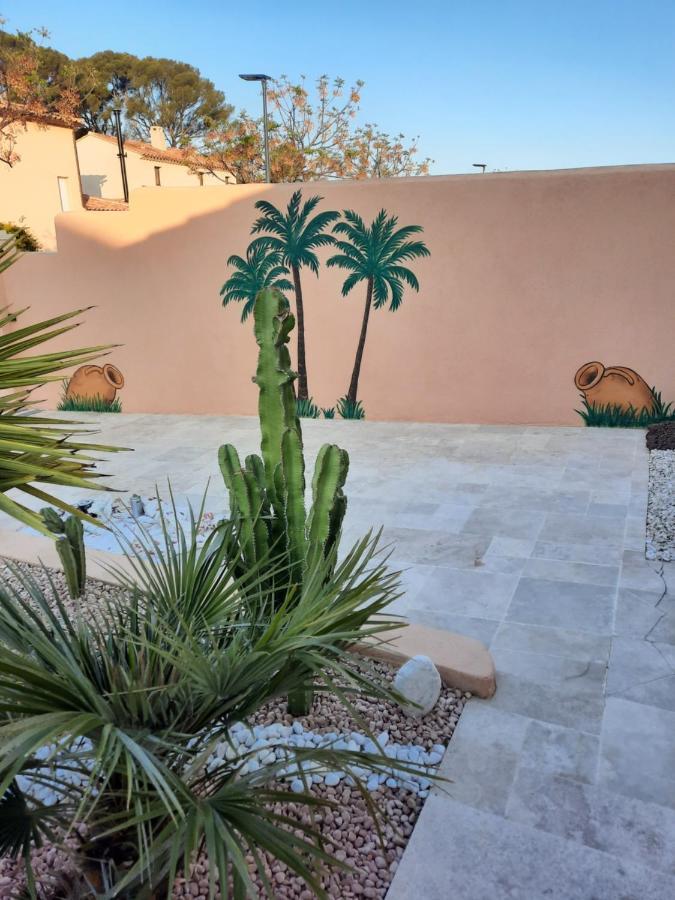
(80, 131, 229, 173)
(82, 195, 129, 211)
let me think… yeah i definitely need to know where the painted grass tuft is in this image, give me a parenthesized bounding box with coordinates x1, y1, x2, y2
(58, 391, 122, 413)
(295, 397, 321, 419)
(337, 396, 366, 420)
(577, 388, 675, 428)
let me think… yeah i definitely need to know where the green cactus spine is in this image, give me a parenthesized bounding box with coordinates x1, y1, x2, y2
(40, 508, 87, 599)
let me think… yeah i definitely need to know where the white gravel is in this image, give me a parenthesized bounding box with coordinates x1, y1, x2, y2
(646, 449, 675, 561)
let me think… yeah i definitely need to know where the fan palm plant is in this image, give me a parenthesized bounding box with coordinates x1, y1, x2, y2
(327, 209, 430, 405)
(249, 191, 339, 400)
(0, 305, 123, 534)
(0, 509, 404, 898)
(220, 244, 293, 322)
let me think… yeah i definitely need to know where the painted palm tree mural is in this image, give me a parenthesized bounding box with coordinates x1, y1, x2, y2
(248, 191, 339, 400)
(220, 244, 293, 321)
(327, 209, 430, 406)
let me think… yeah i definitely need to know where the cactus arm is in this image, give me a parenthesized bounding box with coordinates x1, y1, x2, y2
(219, 444, 269, 568)
(307, 444, 349, 569)
(54, 536, 80, 600)
(281, 427, 306, 583)
(64, 514, 86, 596)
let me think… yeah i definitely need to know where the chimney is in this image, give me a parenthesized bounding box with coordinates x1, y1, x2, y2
(149, 126, 167, 150)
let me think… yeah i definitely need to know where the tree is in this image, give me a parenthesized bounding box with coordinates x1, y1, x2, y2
(124, 56, 232, 147)
(72, 50, 137, 134)
(249, 192, 339, 400)
(327, 209, 430, 404)
(0, 24, 79, 167)
(220, 244, 293, 321)
(193, 75, 432, 183)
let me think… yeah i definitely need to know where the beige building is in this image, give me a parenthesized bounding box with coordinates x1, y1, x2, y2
(77, 127, 234, 199)
(0, 116, 84, 250)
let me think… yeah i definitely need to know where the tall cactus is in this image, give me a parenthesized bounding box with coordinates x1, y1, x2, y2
(40, 508, 87, 599)
(219, 288, 350, 711)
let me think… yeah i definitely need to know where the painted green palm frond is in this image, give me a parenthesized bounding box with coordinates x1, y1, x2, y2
(379, 223, 424, 259)
(372, 274, 391, 309)
(297, 249, 321, 276)
(387, 239, 431, 263)
(301, 211, 340, 244)
(325, 254, 362, 274)
(329, 239, 364, 262)
(221, 245, 293, 322)
(294, 192, 321, 227)
(388, 265, 420, 291)
(339, 271, 365, 296)
(384, 275, 405, 311)
(251, 198, 288, 236)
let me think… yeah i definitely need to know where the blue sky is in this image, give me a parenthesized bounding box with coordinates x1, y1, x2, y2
(4, 0, 674, 174)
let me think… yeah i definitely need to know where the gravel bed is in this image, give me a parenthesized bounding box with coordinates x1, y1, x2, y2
(0, 562, 466, 899)
(646, 449, 675, 561)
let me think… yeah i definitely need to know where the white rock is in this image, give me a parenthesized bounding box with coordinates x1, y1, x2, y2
(393, 655, 442, 717)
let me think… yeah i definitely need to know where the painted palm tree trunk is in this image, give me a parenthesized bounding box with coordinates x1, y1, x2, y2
(347, 276, 374, 404)
(292, 264, 309, 400)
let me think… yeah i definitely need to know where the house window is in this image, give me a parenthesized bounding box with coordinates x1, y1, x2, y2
(154, 166, 161, 186)
(57, 177, 71, 211)
(197, 171, 204, 186)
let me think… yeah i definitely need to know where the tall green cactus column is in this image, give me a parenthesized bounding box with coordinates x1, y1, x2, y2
(219, 287, 352, 715)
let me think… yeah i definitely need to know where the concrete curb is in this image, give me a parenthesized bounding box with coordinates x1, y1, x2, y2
(0, 529, 497, 699)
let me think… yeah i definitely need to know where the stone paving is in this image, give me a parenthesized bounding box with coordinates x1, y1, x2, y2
(2, 414, 674, 898)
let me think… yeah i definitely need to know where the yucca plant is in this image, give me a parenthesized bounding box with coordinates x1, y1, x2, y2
(0, 305, 123, 534)
(0, 509, 404, 899)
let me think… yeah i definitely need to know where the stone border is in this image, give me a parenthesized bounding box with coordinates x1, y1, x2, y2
(0, 529, 497, 699)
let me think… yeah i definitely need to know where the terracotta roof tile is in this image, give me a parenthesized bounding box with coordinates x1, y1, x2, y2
(82, 195, 129, 211)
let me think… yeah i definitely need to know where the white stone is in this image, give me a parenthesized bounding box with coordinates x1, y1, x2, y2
(393, 655, 442, 717)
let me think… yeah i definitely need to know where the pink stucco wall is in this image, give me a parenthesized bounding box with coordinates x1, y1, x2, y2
(2, 164, 674, 424)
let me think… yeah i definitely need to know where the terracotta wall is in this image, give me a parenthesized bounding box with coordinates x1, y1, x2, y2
(0, 121, 83, 250)
(1, 164, 674, 424)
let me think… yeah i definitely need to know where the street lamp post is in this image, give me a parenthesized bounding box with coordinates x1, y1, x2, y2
(472, 163, 487, 174)
(112, 106, 130, 202)
(239, 73, 272, 182)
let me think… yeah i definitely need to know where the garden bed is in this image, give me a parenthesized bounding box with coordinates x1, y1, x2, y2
(0, 562, 467, 900)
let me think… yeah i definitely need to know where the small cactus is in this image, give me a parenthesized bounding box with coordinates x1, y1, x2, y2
(219, 288, 350, 713)
(40, 508, 87, 599)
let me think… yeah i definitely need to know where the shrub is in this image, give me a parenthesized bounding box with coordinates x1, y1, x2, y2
(337, 395, 366, 420)
(0, 222, 40, 252)
(0, 515, 402, 897)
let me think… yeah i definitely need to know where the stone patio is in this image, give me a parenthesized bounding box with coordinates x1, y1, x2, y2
(2, 414, 674, 898)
